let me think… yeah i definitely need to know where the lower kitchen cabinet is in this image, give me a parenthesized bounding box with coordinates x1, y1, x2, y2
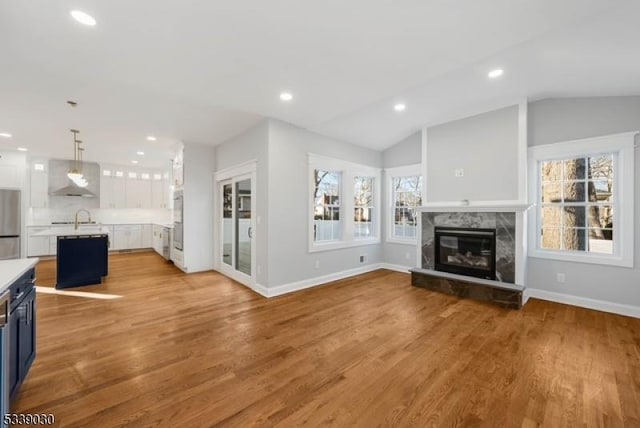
(27, 235, 50, 257)
(8, 270, 36, 402)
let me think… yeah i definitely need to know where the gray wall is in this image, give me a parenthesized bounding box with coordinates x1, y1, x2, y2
(183, 142, 216, 272)
(383, 131, 422, 169)
(382, 131, 422, 268)
(267, 119, 383, 288)
(527, 96, 640, 307)
(426, 105, 519, 202)
(215, 121, 269, 286)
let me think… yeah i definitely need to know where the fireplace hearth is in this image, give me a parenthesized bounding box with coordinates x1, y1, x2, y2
(434, 227, 496, 280)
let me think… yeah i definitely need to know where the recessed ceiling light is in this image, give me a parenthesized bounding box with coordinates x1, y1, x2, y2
(280, 92, 293, 102)
(488, 68, 504, 79)
(0, 132, 12, 138)
(70, 10, 97, 26)
(131, 160, 139, 164)
(394, 103, 406, 112)
(146, 136, 157, 141)
(136, 151, 144, 156)
(17, 147, 28, 152)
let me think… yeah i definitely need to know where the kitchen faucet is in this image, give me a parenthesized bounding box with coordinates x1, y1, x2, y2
(74, 209, 92, 230)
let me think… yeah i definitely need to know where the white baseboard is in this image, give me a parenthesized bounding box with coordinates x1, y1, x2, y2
(527, 288, 640, 319)
(261, 264, 383, 298)
(252, 282, 269, 298)
(378, 263, 412, 273)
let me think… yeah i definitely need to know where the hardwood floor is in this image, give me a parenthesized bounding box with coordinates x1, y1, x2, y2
(13, 252, 640, 427)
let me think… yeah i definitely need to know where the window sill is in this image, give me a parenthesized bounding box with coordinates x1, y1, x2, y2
(385, 237, 417, 246)
(529, 249, 633, 268)
(309, 238, 380, 253)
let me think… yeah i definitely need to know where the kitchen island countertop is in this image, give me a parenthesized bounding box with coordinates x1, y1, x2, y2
(0, 258, 39, 293)
(31, 226, 111, 237)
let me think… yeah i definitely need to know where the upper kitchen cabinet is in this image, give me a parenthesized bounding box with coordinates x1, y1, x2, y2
(172, 147, 184, 188)
(100, 166, 127, 209)
(0, 151, 27, 189)
(125, 171, 152, 209)
(151, 172, 170, 209)
(100, 163, 170, 210)
(28, 158, 48, 208)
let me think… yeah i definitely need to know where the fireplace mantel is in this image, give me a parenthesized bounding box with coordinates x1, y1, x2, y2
(418, 202, 534, 213)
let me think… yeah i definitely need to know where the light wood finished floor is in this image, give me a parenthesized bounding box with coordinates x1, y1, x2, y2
(13, 252, 640, 427)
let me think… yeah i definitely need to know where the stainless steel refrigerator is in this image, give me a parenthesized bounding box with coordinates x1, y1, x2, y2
(0, 189, 20, 260)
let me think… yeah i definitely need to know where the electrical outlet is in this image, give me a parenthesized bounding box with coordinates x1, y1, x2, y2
(359, 254, 368, 263)
(315, 260, 320, 269)
(557, 273, 566, 283)
(257, 265, 262, 275)
(405, 251, 411, 260)
(454, 168, 464, 177)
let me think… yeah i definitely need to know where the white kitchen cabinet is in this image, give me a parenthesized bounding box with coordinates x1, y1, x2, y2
(172, 148, 184, 188)
(27, 236, 51, 257)
(29, 160, 48, 208)
(142, 225, 153, 248)
(100, 167, 127, 209)
(152, 225, 162, 254)
(125, 174, 152, 209)
(112, 225, 143, 250)
(0, 152, 27, 189)
(151, 176, 168, 209)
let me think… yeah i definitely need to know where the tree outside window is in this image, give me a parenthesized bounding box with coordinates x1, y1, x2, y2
(354, 176, 374, 238)
(313, 169, 341, 241)
(392, 176, 423, 239)
(540, 154, 613, 254)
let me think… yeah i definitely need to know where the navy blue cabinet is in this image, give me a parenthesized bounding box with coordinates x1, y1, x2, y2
(57, 235, 109, 289)
(8, 269, 36, 402)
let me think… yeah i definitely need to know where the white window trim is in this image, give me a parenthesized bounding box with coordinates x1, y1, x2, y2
(527, 131, 636, 268)
(385, 164, 422, 245)
(308, 153, 381, 253)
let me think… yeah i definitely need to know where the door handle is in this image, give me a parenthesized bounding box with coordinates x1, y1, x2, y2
(248, 227, 252, 239)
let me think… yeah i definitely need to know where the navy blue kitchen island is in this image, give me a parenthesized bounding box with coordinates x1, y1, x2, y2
(56, 234, 109, 289)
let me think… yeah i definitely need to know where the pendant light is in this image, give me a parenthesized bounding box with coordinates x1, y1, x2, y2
(67, 129, 87, 186)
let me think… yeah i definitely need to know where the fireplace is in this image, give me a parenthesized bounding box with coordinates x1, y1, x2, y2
(434, 227, 496, 280)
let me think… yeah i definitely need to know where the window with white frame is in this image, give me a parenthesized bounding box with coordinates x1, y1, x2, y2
(309, 154, 381, 252)
(386, 165, 423, 243)
(528, 132, 636, 267)
(313, 170, 342, 242)
(354, 176, 375, 239)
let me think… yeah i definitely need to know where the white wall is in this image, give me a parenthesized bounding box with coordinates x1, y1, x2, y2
(267, 120, 383, 288)
(382, 132, 421, 269)
(215, 121, 269, 286)
(182, 142, 216, 272)
(527, 96, 640, 311)
(426, 105, 519, 202)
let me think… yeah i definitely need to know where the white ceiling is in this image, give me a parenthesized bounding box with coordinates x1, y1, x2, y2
(1, 0, 639, 167)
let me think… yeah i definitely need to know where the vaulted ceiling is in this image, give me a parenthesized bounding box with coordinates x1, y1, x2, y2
(1, 0, 638, 167)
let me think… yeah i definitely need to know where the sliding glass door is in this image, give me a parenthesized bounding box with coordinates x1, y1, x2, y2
(219, 172, 254, 286)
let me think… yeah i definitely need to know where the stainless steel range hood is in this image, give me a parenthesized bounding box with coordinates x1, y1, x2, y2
(51, 182, 96, 198)
(48, 159, 100, 199)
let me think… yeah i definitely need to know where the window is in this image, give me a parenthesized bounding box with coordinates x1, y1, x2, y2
(354, 176, 374, 239)
(528, 132, 635, 267)
(309, 154, 381, 252)
(539, 155, 613, 253)
(313, 170, 341, 242)
(386, 164, 423, 244)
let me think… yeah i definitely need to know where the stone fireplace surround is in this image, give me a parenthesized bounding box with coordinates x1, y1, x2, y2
(411, 203, 532, 308)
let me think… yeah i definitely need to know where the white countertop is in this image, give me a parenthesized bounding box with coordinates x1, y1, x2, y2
(31, 226, 111, 237)
(0, 258, 39, 293)
(154, 223, 174, 229)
